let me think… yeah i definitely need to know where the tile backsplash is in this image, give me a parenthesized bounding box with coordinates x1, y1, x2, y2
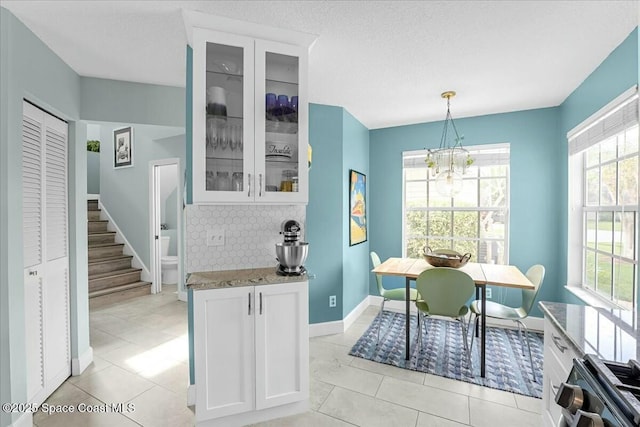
(186, 204, 306, 272)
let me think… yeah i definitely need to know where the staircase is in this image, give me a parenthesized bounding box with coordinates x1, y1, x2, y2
(88, 199, 151, 298)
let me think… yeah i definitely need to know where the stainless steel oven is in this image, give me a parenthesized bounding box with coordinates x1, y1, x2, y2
(555, 354, 640, 426)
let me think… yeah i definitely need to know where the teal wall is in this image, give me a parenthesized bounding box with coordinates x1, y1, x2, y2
(307, 104, 344, 322)
(305, 105, 370, 322)
(87, 151, 100, 194)
(369, 107, 561, 317)
(99, 126, 185, 269)
(80, 77, 185, 128)
(0, 8, 89, 427)
(342, 109, 370, 317)
(558, 28, 639, 305)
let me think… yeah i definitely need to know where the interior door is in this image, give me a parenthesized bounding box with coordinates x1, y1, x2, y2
(22, 101, 71, 405)
(22, 103, 47, 404)
(151, 164, 162, 293)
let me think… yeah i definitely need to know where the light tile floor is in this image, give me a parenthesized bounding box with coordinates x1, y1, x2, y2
(35, 287, 542, 426)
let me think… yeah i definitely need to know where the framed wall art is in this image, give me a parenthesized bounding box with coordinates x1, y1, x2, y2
(114, 127, 133, 168)
(349, 169, 367, 246)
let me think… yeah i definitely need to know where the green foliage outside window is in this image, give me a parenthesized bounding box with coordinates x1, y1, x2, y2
(87, 140, 100, 152)
(405, 211, 482, 260)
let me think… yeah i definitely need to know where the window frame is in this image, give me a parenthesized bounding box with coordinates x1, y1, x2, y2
(567, 87, 639, 310)
(402, 143, 510, 264)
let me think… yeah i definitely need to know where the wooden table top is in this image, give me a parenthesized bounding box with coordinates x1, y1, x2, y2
(479, 263, 534, 289)
(372, 257, 534, 289)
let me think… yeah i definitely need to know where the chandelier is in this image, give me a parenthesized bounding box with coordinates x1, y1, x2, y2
(426, 91, 473, 197)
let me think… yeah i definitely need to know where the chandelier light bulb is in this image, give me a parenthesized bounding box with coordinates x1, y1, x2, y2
(436, 170, 462, 197)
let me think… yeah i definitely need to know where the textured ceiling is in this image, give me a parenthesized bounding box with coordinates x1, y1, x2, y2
(2, 1, 638, 128)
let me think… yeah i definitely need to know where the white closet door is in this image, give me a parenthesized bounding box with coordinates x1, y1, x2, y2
(22, 101, 70, 405)
(43, 118, 71, 391)
(22, 103, 46, 404)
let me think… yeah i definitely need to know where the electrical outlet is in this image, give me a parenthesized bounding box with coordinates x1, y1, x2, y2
(206, 229, 225, 247)
(329, 295, 336, 307)
(486, 288, 492, 299)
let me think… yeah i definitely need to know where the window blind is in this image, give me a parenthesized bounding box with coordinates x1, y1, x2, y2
(403, 143, 510, 168)
(568, 88, 639, 155)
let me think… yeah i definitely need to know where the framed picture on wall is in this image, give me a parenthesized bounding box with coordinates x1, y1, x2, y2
(349, 169, 367, 246)
(113, 127, 133, 168)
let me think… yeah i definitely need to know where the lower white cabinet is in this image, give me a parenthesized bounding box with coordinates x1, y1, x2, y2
(193, 281, 309, 426)
(542, 317, 579, 427)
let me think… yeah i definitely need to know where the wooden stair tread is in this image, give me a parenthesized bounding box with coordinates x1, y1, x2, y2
(89, 281, 151, 299)
(88, 242, 124, 248)
(89, 267, 141, 280)
(88, 255, 133, 265)
(88, 220, 109, 223)
(88, 231, 116, 236)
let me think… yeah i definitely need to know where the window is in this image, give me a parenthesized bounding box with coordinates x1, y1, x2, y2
(568, 87, 639, 309)
(402, 144, 510, 263)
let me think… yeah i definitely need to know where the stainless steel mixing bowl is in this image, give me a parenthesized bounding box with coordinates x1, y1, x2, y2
(275, 242, 309, 270)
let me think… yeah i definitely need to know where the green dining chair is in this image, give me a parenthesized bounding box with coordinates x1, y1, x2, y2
(370, 251, 418, 344)
(468, 264, 545, 382)
(414, 268, 476, 369)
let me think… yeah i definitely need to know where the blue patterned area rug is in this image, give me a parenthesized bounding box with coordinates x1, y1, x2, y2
(349, 311, 544, 398)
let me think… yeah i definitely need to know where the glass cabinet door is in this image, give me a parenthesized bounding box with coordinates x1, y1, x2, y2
(192, 29, 254, 202)
(255, 41, 308, 203)
(205, 42, 245, 192)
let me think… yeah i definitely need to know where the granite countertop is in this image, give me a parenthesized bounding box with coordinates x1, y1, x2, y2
(539, 301, 640, 363)
(187, 267, 307, 290)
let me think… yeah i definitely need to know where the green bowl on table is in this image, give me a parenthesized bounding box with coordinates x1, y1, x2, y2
(422, 246, 471, 268)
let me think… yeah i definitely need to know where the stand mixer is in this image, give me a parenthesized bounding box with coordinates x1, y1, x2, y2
(275, 220, 309, 276)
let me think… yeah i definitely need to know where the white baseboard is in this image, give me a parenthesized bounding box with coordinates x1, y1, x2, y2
(71, 346, 94, 376)
(308, 294, 544, 336)
(309, 296, 376, 337)
(98, 201, 151, 282)
(187, 384, 196, 407)
(87, 194, 100, 200)
(369, 295, 419, 314)
(478, 314, 544, 332)
(309, 320, 343, 337)
(11, 411, 32, 427)
(343, 296, 370, 331)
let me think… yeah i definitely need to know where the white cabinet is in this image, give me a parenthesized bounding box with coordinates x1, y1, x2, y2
(193, 281, 308, 425)
(191, 24, 311, 205)
(542, 317, 579, 427)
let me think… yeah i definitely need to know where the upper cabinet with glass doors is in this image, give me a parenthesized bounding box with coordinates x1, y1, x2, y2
(188, 14, 314, 204)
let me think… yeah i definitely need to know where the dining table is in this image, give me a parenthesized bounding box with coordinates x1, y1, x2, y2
(372, 257, 535, 378)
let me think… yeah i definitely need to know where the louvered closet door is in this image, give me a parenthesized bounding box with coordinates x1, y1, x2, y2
(22, 101, 70, 405)
(22, 102, 46, 404)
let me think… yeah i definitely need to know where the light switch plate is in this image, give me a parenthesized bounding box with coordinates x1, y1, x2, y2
(206, 228, 225, 246)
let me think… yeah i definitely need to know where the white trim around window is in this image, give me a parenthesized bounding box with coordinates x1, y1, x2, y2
(567, 85, 639, 310)
(402, 143, 510, 264)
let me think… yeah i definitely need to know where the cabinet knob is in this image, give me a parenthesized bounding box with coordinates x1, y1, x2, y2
(570, 410, 604, 427)
(555, 383, 584, 414)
